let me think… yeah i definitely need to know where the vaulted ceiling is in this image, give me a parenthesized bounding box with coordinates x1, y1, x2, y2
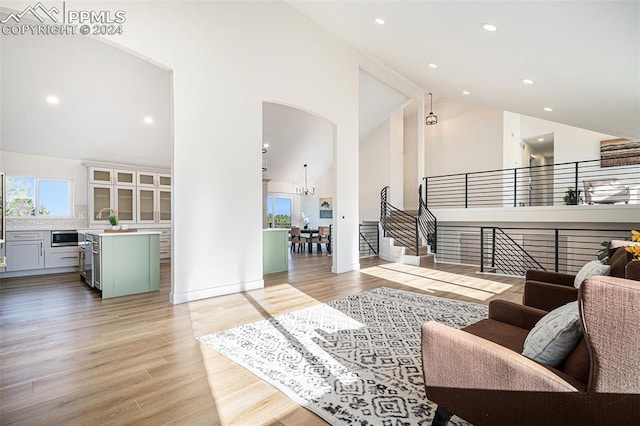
(292, 1, 639, 139)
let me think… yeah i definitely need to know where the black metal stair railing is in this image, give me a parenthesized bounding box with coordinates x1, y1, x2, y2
(380, 186, 420, 255)
(480, 227, 545, 276)
(418, 184, 437, 253)
(359, 222, 379, 257)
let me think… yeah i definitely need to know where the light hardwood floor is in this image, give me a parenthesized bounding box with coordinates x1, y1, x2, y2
(0, 254, 524, 425)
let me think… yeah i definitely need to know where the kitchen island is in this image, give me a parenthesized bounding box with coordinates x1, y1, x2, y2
(83, 230, 161, 299)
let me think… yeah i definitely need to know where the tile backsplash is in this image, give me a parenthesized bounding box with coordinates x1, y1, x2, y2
(6, 218, 88, 231)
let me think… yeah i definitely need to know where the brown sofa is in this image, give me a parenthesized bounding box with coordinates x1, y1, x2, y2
(524, 245, 636, 311)
(421, 275, 640, 425)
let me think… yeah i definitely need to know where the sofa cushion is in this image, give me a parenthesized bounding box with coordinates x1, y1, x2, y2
(573, 260, 610, 288)
(522, 301, 583, 368)
(609, 247, 633, 278)
(561, 337, 590, 383)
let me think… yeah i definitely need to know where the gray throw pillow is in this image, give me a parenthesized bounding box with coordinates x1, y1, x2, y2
(522, 301, 583, 368)
(574, 260, 610, 288)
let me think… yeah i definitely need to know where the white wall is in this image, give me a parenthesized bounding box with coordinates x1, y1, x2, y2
(360, 120, 390, 222)
(520, 115, 617, 163)
(0, 151, 87, 220)
(75, 1, 372, 302)
(425, 97, 503, 177)
(300, 169, 334, 229)
(403, 100, 419, 209)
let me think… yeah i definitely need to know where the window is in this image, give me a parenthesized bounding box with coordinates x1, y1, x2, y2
(6, 176, 72, 217)
(266, 196, 292, 228)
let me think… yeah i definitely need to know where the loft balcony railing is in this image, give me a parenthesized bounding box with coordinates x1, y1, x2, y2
(423, 152, 639, 208)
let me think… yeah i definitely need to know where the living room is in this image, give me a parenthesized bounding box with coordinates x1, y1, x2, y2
(1, 1, 639, 424)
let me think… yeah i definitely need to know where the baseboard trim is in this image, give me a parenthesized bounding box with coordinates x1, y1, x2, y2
(332, 262, 360, 274)
(170, 278, 264, 304)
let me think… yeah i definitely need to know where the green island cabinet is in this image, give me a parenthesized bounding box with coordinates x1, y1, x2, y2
(263, 229, 289, 274)
(95, 231, 161, 299)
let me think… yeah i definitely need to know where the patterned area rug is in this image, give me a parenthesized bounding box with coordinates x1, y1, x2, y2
(198, 287, 488, 425)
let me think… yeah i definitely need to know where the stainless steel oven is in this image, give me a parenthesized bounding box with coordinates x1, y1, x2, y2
(51, 230, 79, 247)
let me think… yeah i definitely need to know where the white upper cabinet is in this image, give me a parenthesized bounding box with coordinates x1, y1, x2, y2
(137, 172, 171, 189)
(89, 167, 136, 186)
(85, 163, 170, 226)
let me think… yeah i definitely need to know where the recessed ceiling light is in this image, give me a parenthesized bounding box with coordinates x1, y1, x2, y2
(462, 90, 470, 95)
(522, 79, 534, 85)
(45, 95, 60, 105)
(428, 63, 438, 69)
(143, 116, 154, 125)
(483, 23, 498, 32)
(538, 138, 544, 142)
(374, 18, 385, 25)
(543, 107, 553, 112)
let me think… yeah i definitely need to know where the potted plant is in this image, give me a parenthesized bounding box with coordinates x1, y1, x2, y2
(563, 187, 583, 205)
(107, 214, 119, 230)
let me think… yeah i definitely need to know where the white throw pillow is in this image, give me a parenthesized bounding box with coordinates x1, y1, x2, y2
(609, 240, 640, 249)
(522, 301, 583, 368)
(573, 260, 610, 288)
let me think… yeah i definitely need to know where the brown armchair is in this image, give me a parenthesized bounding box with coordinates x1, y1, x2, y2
(524, 245, 636, 311)
(421, 275, 640, 426)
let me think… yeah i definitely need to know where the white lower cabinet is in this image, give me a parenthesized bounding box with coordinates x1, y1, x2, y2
(6, 237, 44, 272)
(46, 247, 80, 268)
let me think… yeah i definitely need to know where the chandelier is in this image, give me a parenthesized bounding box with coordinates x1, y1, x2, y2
(426, 92, 438, 125)
(296, 164, 315, 196)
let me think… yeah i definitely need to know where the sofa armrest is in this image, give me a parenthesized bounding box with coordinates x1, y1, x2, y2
(488, 300, 547, 330)
(524, 281, 579, 311)
(525, 270, 575, 286)
(422, 321, 578, 392)
(626, 260, 640, 281)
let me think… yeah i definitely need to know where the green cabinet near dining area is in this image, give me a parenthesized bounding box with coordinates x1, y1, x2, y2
(263, 229, 289, 274)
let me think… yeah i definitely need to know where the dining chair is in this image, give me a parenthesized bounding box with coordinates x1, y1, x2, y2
(312, 226, 330, 253)
(289, 227, 308, 253)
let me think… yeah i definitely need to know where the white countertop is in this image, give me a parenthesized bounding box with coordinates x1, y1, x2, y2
(78, 230, 162, 237)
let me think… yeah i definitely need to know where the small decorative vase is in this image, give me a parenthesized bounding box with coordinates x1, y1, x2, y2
(304, 225, 308, 230)
(111, 225, 120, 230)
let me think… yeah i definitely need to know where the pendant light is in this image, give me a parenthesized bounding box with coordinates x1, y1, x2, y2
(296, 164, 315, 196)
(426, 92, 438, 125)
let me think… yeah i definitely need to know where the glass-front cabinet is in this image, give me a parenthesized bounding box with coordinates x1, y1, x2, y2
(138, 172, 171, 189)
(89, 167, 135, 186)
(90, 184, 136, 224)
(137, 188, 171, 223)
(85, 163, 170, 226)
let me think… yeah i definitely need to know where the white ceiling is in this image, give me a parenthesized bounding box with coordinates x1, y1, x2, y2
(263, 71, 409, 185)
(3, 2, 637, 185)
(291, 1, 640, 140)
(1, 24, 172, 168)
(262, 102, 334, 185)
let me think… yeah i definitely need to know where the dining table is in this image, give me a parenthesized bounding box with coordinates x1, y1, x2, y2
(299, 228, 318, 253)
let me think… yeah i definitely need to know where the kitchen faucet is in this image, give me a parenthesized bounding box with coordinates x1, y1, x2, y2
(96, 208, 118, 219)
